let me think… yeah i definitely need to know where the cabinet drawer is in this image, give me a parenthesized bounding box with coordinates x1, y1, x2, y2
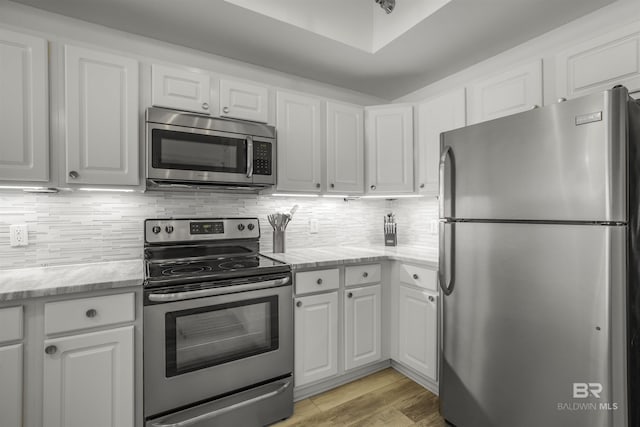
(399, 264, 437, 291)
(45, 293, 135, 335)
(0, 307, 23, 344)
(345, 264, 381, 287)
(295, 269, 339, 295)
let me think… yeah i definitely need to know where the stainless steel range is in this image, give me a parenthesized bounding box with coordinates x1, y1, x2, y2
(143, 218, 293, 427)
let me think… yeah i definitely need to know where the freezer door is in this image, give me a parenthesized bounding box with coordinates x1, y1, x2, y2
(440, 88, 627, 222)
(440, 222, 627, 427)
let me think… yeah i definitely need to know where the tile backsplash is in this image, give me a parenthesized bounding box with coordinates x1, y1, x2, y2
(0, 191, 438, 269)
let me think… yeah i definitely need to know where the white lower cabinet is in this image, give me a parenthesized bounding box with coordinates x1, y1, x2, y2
(397, 284, 438, 381)
(0, 343, 23, 427)
(43, 325, 135, 427)
(294, 292, 338, 387)
(344, 284, 381, 371)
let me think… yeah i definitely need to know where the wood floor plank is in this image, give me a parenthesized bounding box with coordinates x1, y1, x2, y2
(272, 398, 321, 426)
(348, 408, 415, 427)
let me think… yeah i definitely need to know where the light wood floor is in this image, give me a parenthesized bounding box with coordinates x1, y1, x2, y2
(273, 368, 446, 427)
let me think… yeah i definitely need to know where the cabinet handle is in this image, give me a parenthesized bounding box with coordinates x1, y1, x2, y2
(316, 183, 321, 188)
(370, 185, 376, 191)
(68, 171, 79, 179)
(362, 272, 368, 278)
(316, 278, 323, 285)
(330, 183, 335, 188)
(202, 102, 210, 110)
(413, 273, 419, 280)
(296, 301, 302, 308)
(86, 308, 97, 318)
(347, 292, 353, 298)
(428, 295, 435, 302)
(222, 106, 229, 113)
(420, 183, 425, 189)
(45, 345, 57, 355)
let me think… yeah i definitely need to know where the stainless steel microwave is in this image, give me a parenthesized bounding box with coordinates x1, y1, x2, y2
(145, 107, 276, 191)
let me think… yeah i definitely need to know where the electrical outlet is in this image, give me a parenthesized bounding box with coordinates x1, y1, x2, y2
(10, 224, 29, 247)
(309, 219, 319, 234)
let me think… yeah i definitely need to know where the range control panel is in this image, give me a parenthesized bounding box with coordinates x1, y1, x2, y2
(145, 218, 260, 244)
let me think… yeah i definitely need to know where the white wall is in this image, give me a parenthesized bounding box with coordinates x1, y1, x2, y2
(393, 0, 640, 104)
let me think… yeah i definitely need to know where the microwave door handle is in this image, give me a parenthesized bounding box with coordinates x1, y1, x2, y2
(246, 136, 254, 178)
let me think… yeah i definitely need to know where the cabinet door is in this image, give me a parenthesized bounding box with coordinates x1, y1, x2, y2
(276, 90, 322, 192)
(344, 284, 381, 371)
(0, 28, 48, 182)
(64, 45, 139, 186)
(326, 101, 364, 194)
(556, 22, 640, 99)
(219, 78, 269, 123)
(0, 344, 22, 427)
(151, 64, 212, 114)
(417, 89, 465, 195)
(467, 60, 542, 125)
(43, 326, 134, 427)
(365, 105, 414, 194)
(398, 285, 437, 380)
(294, 292, 338, 386)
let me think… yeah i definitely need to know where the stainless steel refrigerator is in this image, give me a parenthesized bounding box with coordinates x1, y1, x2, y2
(438, 86, 640, 427)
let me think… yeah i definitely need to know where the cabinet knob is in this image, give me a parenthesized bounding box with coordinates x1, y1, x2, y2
(348, 292, 353, 298)
(330, 183, 335, 188)
(316, 278, 323, 285)
(530, 105, 540, 110)
(428, 295, 435, 302)
(296, 301, 302, 308)
(86, 308, 98, 318)
(202, 102, 210, 110)
(45, 345, 57, 355)
(316, 183, 321, 188)
(68, 171, 79, 179)
(222, 106, 229, 113)
(557, 97, 567, 103)
(362, 272, 368, 278)
(419, 183, 425, 189)
(370, 185, 376, 191)
(413, 273, 419, 280)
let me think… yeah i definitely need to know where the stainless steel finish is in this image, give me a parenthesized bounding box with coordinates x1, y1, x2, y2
(68, 170, 79, 179)
(144, 279, 293, 417)
(246, 136, 254, 178)
(45, 345, 57, 355)
(146, 377, 293, 427)
(438, 144, 453, 220)
(85, 309, 97, 318)
(145, 218, 260, 244)
(146, 107, 276, 139)
(202, 102, 209, 110)
(440, 88, 627, 222)
(296, 301, 302, 308)
(438, 221, 455, 296)
(145, 179, 272, 193)
(347, 292, 353, 298)
(576, 111, 603, 125)
(222, 106, 230, 114)
(441, 222, 621, 427)
(148, 277, 290, 302)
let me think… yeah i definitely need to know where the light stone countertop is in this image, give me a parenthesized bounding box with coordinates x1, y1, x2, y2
(0, 260, 144, 302)
(263, 245, 438, 270)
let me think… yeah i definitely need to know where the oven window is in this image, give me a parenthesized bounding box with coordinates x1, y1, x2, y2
(152, 129, 247, 174)
(165, 296, 278, 377)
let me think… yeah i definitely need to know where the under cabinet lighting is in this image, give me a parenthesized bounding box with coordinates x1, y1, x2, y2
(77, 188, 136, 193)
(0, 185, 59, 193)
(272, 193, 319, 197)
(361, 194, 425, 199)
(322, 194, 350, 198)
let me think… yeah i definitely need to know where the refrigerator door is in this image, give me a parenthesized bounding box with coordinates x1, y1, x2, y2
(440, 222, 627, 427)
(439, 88, 627, 222)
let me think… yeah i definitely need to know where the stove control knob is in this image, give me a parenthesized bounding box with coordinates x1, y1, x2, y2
(247, 224, 255, 231)
(238, 224, 245, 231)
(152, 226, 161, 234)
(165, 225, 174, 234)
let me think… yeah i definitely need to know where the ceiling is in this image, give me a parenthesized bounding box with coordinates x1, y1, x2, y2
(10, 0, 618, 100)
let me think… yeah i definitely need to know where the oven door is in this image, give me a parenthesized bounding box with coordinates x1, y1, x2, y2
(143, 275, 293, 418)
(147, 123, 254, 184)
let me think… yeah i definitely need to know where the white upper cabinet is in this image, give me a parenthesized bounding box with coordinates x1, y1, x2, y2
(365, 105, 414, 194)
(219, 78, 269, 123)
(417, 89, 466, 195)
(276, 90, 322, 192)
(0, 28, 48, 182)
(326, 101, 364, 194)
(467, 60, 543, 125)
(151, 64, 212, 114)
(64, 45, 139, 186)
(556, 22, 640, 99)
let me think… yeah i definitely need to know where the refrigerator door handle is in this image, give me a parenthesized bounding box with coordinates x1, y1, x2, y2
(439, 221, 455, 296)
(439, 145, 454, 218)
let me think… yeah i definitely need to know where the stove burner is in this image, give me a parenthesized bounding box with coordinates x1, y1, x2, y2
(218, 258, 260, 270)
(162, 265, 213, 276)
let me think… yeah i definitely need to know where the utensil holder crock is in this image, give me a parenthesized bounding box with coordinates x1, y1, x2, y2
(273, 230, 286, 253)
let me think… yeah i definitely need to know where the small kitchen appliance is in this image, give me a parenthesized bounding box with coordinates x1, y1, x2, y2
(142, 217, 293, 427)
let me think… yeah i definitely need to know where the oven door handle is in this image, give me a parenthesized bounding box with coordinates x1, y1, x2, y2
(148, 276, 290, 302)
(150, 380, 291, 427)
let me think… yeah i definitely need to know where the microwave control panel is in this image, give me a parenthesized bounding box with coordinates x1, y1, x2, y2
(253, 141, 272, 176)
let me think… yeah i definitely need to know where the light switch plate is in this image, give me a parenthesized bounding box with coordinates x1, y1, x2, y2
(309, 219, 319, 234)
